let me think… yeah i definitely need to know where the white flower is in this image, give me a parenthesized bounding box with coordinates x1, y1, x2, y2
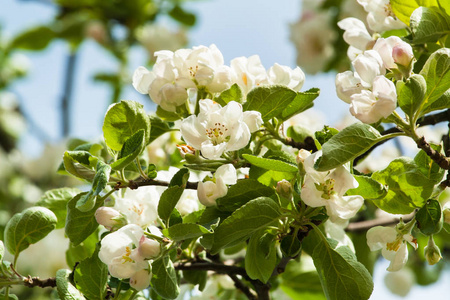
(300, 151, 364, 222)
(352, 50, 385, 86)
(95, 207, 125, 230)
(324, 220, 355, 252)
(198, 164, 237, 207)
(366, 225, 417, 272)
(132, 66, 156, 94)
(335, 71, 364, 103)
(349, 75, 397, 124)
(384, 268, 415, 297)
(290, 11, 337, 74)
(357, 0, 406, 32)
(98, 224, 149, 279)
(373, 36, 413, 69)
(130, 269, 152, 290)
(113, 186, 160, 228)
(267, 63, 305, 91)
(230, 55, 268, 94)
(180, 99, 262, 159)
(338, 17, 373, 51)
(138, 226, 163, 259)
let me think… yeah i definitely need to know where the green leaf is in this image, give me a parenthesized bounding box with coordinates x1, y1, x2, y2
(163, 223, 211, 242)
(151, 256, 180, 299)
(410, 7, 450, 44)
(245, 230, 277, 283)
(416, 199, 443, 235)
(103, 100, 151, 151)
(36, 187, 81, 229)
(418, 48, 450, 115)
(156, 106, 180, 122)
(397, 74, 427, 118)
(346, 175, 388, 201)
(10, 26, 55, 50)
(56, 269, 86, 300)
(76, 161, 111, 212)
(216, 179, 276, 212)
(314, 123, 383, 172)
(414, 144, 446, 183)
(182, 269, 207, 291)
(169, 168, 190, 187)
(249, 165, 297, 187)
(73, 248, 108, 300)
(63, 151, 98, 181)
(372, 158, 436, 214)
(149, 115, 176, 144)
(4, 207, 57, 256)
(311, 232, 373, 300)
(439, 0, 450, 15)
(390, 0, 439, 25)
(65, 192, 103, 246)
(111, 129, 145, 170)
(242, 154, 298, 172)
(315, 126, 339, 146)
(158, 186, 185, 225)
(168, 5, 196, 27)
(280, 88, 320, 121)
(211, 197, 281, 254)
(66, 230, 98, 269)
(243, 85, 298, 121)
(214, 83, 244, 106)
(0, 241, 4, 262)
(280, 235, 302, 258)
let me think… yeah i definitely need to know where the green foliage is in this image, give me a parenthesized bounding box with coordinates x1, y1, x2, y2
(168, 5, 196, 27)
(310, 232, 373, 300)
(56, 269, 86, 300)
(151, 256, 179, 299)
(210, 197, 281, 254)
(280, 235, 302, 258)
(158, 186, 185, 226)
(242, 154, 298, 173)
(149, 116, 176, 144)
(65, 192, 102, 246)
(66, 230, 98, 269)
(63, 150, 98, 181)
(111, 129, 146, 170)
(396, 74, 427, 119)
(410, 7, 450, 44)
(245, 230, 277, 283)
(371, 158, 437, 214)
(102, 100, 151, 151)
(418, 48, 450, 116)
(36, 187, 82, 229)
(390, 0, 439, 25)
(346, 175, 388, 201)
(416, 199, 443, 235)
(216, 179, 276, 212)
(73, 248, 108, 300)
(280, 88, 320, 121)
(4, 207, 57, 256)
(314, 123, 383, 171)
(163, 223, 211, 242)
(10, 26, 56, 50)
(214, 83, 244, 106)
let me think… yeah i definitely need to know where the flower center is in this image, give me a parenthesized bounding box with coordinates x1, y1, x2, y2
(386, 236, 402, 252)
(130, 203, 144, 216)
(205, 122, 229, 145)
(314, 178, 336, 200)
(188, 65, 199, 78)
(121, 246, 135, 264)
(384, 3, 396, 18)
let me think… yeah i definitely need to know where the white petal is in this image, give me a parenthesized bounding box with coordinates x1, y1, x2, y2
(386, 243, 408, 272)
(132, 66, 155, 94)
(366, 226, 397, 251)
(215, 164, 237, 185)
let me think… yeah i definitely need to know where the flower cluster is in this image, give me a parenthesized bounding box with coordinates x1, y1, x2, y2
(132, 44, 305, 112)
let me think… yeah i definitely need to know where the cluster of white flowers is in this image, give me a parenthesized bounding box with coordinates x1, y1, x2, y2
(357, 0, 405, 33)
(298, 149, 364, 223)
(132, 44, 305, 112)
(336, 34, 413, 124)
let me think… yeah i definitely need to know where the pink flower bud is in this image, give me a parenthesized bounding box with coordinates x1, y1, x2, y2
(392, 44, 413, 67)
(95, 207, 123, 230)
(138, 236, 161, 259)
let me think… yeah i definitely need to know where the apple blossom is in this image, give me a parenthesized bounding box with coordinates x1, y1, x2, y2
(138, 226, 163, 259)
(349, 75, 397, 124)
(98, 224, 150, 279)
(112, 186, 160, 228)
(267, 63, 305, 91)
(373, 36, 413, 69)
(129, 269, 152, 290)
(94, 206, 126, 231)
(230, 55, 268, 94)
(366, 225, 417, 271)
(180, 99, 262, 159)
(338, 17, 373, 51)
(352, 50, 385, 86)
(324, 220, 355, 253)
(335, 71, 364, 103)
(357, 0, 406, 32)
(197, 164, 237, 207)
(300, 150, 364, 222)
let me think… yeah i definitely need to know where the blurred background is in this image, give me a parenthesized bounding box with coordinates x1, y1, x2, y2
(0, 0, 448, 299)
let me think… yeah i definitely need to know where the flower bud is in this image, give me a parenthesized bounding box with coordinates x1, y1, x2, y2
(442, 202, 450, 224)
(176, 144, 196, 158)
(95, 207, 126, 230)
(276, 180, 293, 200)
(138, 236, 161, 259)
(129, 269, 151, 290)
(424, 236, 442, 265)
(392, 43, 414, 68)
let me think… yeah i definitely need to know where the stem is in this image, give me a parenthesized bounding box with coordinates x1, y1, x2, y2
(61, 51, 78, 138)
(128, 290, 139, 300)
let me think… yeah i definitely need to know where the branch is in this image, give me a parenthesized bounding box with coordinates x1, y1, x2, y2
(23, 276, 56, 288)
(346, 213, 414, 232)
(114, 178, 199, 190)
(284, 136, 318, 152)
(416, 136, 450, 169)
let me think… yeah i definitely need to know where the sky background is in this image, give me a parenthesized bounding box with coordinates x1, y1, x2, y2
(1, 0, 449, 299)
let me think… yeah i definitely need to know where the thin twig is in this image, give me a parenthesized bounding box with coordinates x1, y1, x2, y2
(114, 178, 198, 190)
(346, 213, 415, 232)
(23, 276, 56, 288)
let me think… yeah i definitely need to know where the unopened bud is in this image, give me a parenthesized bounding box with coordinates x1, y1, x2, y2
(276, 180, 293, 200)
(392, 43, 414, 68)
(424, 236, 442, 265)
(296, 149, 311, 165)
(138, 236, 161, 259)
(94, 207, 126, 230)
(130, 268, 151, 290)
(443, 203, 450, 224)
(176, 144, 196, 158)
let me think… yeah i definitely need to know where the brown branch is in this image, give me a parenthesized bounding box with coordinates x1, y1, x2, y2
(229, 274, 257, 300)
(23, 276, 56, 288)
(346, 213, 414, 232)
(416, 136, 450, 169)
(114, 178, 198, 190)
(284, 136, 318, 152)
